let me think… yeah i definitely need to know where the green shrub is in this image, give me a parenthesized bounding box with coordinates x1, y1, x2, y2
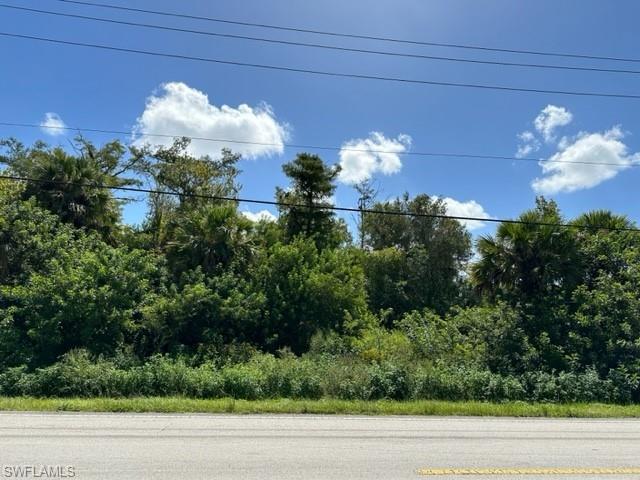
(367, 363, 411, 400)
(0, 352, 636, 403)
(412, 367, 525, 402)
(522, 369, 619, 403)
(221, 364, 264, 400)
(351, 327, 413, 364)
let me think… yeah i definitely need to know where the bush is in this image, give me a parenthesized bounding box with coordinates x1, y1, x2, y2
(412, 366, 525, 402)
(253, 239, 368, 354)
(351, 327, 413, 364)
(522, 369, 620, 403)
(0, 352, 637, 403)
(368, 362, 411, 400)
(321, 360, 375, 400)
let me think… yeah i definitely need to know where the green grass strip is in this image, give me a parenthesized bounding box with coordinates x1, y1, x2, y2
(0, 397, 639, 417)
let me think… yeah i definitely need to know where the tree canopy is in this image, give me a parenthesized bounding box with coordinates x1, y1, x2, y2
(2, 137, 640, 402)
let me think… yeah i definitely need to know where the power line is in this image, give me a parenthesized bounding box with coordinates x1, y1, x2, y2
(4, 4, 640, 76)
(3, 32, 640, 100)
(1, 174, 638, 233)
(50, 0, 640, 65)
(2, 121, 638, 169)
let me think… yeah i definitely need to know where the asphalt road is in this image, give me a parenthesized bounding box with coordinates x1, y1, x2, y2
(1, 412, 640, 479)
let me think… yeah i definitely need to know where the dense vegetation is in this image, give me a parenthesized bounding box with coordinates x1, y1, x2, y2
(1, 137, 639, 403)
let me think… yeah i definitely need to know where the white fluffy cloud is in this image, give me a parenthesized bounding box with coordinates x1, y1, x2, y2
(338, 132, 412, 184)
(40, 112, 67, 136)
(534, 105, 573, 142)
(132, 82, 288, 159)
(241, 209, 277, 222)
(441, 197, 492, 231)
(532, 127, 639, 194)
(516, 130, 541, 158)
(515, 105, 573, 158)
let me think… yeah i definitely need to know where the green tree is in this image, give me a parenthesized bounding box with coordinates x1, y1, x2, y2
(133, 139, 243, 251)
(0, 191, 83, 285)
(137, 270, 264, 357)
(567, 212, 640, 375)
(362, 194, 472, 317)
(0, 236, 162, 368)
(133, 138, 241, 208)
(253, 238, 367, 353)
(572, 210, 636, 289)
(1, 138, 140, 240)
(354, 179, 377, 249)
(0, 177, 25, 280)
(165, 203, 254, 276)
(362, 247, 410, 321)
(471, 198, 583, 371)
(472, 198, 581, 304)
(276, 153, 347, 249)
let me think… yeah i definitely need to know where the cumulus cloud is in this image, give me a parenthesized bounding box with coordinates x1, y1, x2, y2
(532, 127, 639, 194)
(241, 209, 277, 222)
(40, 112, 67, 136)
(441, 197, 492, 231)
(132, 82, 289, 159)
(516, 130, 541, 158)
(534, 105, 573, 142)
(338, 132, 412, 184)
(515, 105, 573, 158)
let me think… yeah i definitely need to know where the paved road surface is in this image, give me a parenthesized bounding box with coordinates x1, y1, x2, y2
(1, 412, 639, 479)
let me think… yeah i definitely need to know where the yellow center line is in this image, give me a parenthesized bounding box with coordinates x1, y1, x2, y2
(417, 467, 640, 476)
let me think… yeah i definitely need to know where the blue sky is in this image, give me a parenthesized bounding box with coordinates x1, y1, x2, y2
(1, 0, 639, 235)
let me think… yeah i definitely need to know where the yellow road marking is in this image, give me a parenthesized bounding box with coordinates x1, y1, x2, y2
(418, 467, 640, 476)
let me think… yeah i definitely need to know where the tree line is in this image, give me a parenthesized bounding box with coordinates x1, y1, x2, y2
(1, 137, 638, 401)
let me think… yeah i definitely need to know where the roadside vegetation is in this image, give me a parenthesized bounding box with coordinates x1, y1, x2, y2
(3, 396, 640, 418)
(1, 137, 639, 408)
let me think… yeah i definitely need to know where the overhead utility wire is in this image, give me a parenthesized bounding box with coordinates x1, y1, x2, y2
(1, 174, 639, 233)
(2, 32, 640, 100)
(51, 0, 640, 64)
(2, 121, 638, 169)
(3, 4, 640, 76)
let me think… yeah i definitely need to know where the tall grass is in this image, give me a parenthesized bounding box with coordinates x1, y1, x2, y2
(1, 397, 640, 418)
(1, 350, 637, 404)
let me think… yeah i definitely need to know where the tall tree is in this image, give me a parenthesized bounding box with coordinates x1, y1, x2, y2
(166, 203, 254, 276)
(253, 238, 367, 353)
(0, 193, 163, 367)
(472, 197, 582, 304)
(276, 153, 347, 249)
(133, 139, 243, 254)
(0, 137, 140, 240)
(567, 210, 640, 376)
(471, 198, 583, 370)
(354, 179, 377, 249)
(133, 138, 241, 208)
(362, 193, 471, 318)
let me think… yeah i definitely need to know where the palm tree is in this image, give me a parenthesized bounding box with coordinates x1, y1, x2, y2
(471, 198, 582, 303)
(18, 148, 120, 239)
(167, 204, 253, 275)
(572, 210, 637, 288)
(572, 210, 632, 232)
(3, 138, 138, 240)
